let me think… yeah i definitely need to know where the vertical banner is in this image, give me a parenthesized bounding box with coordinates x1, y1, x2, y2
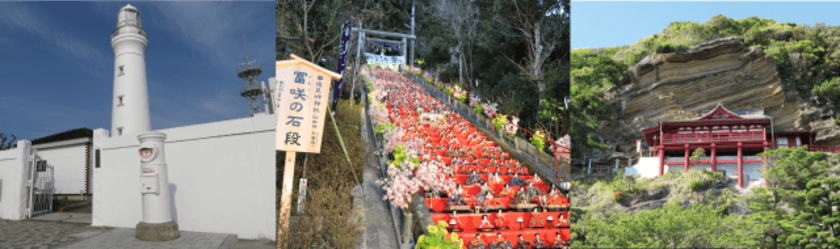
(333, 20, 352, 104)
(636, 140, 641, 154)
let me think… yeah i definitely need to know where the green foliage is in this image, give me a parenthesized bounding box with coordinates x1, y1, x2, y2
(759, 147, 840, 248)
(690, 148, 706, 164)
(457, 95, 466, 103)
(366, 81, 374, 92)
(493, 114, 508, 131)
(688, 179, 703, 191)
(531, 130, 546, 152)
(375, 122, 395, 141)
(813, 77, 840, 104)
(416, 221, 463, 249)
(389, 145, 419, 170)
(577, 202, 759, 248)
(702, 170, 725, 182)
(570, 49, 626, 157)
(445, 87, 452, 97)
(473, 104, 483, 115)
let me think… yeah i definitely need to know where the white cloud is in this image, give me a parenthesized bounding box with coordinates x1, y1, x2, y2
(151, 2, 267, 69)
(0, 3, 110, 80)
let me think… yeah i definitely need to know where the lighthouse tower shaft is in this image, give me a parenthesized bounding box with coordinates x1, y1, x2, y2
(111, 4, 152, 137)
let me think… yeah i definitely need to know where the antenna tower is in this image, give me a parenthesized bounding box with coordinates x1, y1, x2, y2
(238, 35, 264, 116)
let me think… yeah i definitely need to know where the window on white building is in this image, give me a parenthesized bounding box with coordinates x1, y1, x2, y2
(777, 137, 788, 148)
(119, 66, 125, 76)
(117, 127, 123, 136)
(118, 95, 124, 106)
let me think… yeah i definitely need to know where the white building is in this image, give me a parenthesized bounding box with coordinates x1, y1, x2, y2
(0, 4, 276, 240)
(31, 128, 94, 196)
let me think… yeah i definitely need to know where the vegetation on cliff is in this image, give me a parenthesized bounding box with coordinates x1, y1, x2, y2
(571, 147, 840, 248)
(571, 15, 840, 160)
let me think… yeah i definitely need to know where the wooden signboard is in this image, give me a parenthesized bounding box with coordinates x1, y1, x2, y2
(276, 54, 342, 242)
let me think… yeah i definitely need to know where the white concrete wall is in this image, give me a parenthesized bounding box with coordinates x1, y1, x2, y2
(718, 163, 739, 179)
(693, 164, 712, 172)
(32, 140, 89, 194)
(624, 157, 668, 178)
(92, 114, 276, 240)
(0, 141, 33, 220)
(744, 162, 763, 182)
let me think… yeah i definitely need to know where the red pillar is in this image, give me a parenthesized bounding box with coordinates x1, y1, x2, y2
(737, 142, 743, 188)
(659, 146, 665, 176)
(711, 143, 716, 172)
(684, 144, 690, 173)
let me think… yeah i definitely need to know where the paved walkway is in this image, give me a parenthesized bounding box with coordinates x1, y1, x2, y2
(1, 212, 273, 249)
(360, 96, 400, 249)
(31, 213, 92, 224)
(58, 228, 237, 249)
(0, 218, 112, 249)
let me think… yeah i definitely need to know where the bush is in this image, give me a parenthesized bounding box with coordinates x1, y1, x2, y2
(416, 221, 463, 248)
(457, 95, 466, 103)
(531, 131, 546, 152)
(493, 114, 508, 131)
(689, 179, 703, 191)
(702, 170, 725, 181)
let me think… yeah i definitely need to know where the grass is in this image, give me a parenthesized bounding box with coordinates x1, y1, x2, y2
(277, 98, 366, 249)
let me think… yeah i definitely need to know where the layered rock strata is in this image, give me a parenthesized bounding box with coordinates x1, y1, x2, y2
(588, 36, 840, 160)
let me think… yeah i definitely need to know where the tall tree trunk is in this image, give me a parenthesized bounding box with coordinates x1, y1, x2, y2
(532, 24, 545, 107)
(458, 42, 464, 86)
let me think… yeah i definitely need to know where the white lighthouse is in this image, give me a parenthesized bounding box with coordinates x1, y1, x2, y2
(111, 4, 152, 137)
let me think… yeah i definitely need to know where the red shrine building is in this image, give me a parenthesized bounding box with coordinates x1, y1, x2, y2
(641, 104, 813, 187)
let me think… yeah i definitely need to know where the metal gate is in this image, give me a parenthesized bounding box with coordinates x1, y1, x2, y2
(25, 153, 53, 218)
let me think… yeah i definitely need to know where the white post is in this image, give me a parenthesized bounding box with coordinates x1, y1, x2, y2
(587, 159, 592, 175)
(615, 159, 619, 171)
(136, 132, 179, 241)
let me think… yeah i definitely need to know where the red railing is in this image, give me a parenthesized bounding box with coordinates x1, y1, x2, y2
(765, 145, 840, 152)
(808, 145, 840, 152)
(661, 131, 764, 144)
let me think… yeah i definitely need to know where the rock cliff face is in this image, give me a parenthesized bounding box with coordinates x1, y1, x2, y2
(587, 37, 840, 160)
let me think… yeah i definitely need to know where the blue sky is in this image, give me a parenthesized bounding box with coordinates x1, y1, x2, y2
(573, 1, 840, 50)
(0, 2, 274, 141)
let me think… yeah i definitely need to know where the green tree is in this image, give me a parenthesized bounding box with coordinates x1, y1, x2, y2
(745, 187, 795, 248)
(690, 148, 706, 165)
(761, 147, 840, 248)
(575, 202, 757, 249)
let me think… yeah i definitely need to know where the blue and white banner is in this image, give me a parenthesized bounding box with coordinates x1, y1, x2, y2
(333, 20, 352, 104)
